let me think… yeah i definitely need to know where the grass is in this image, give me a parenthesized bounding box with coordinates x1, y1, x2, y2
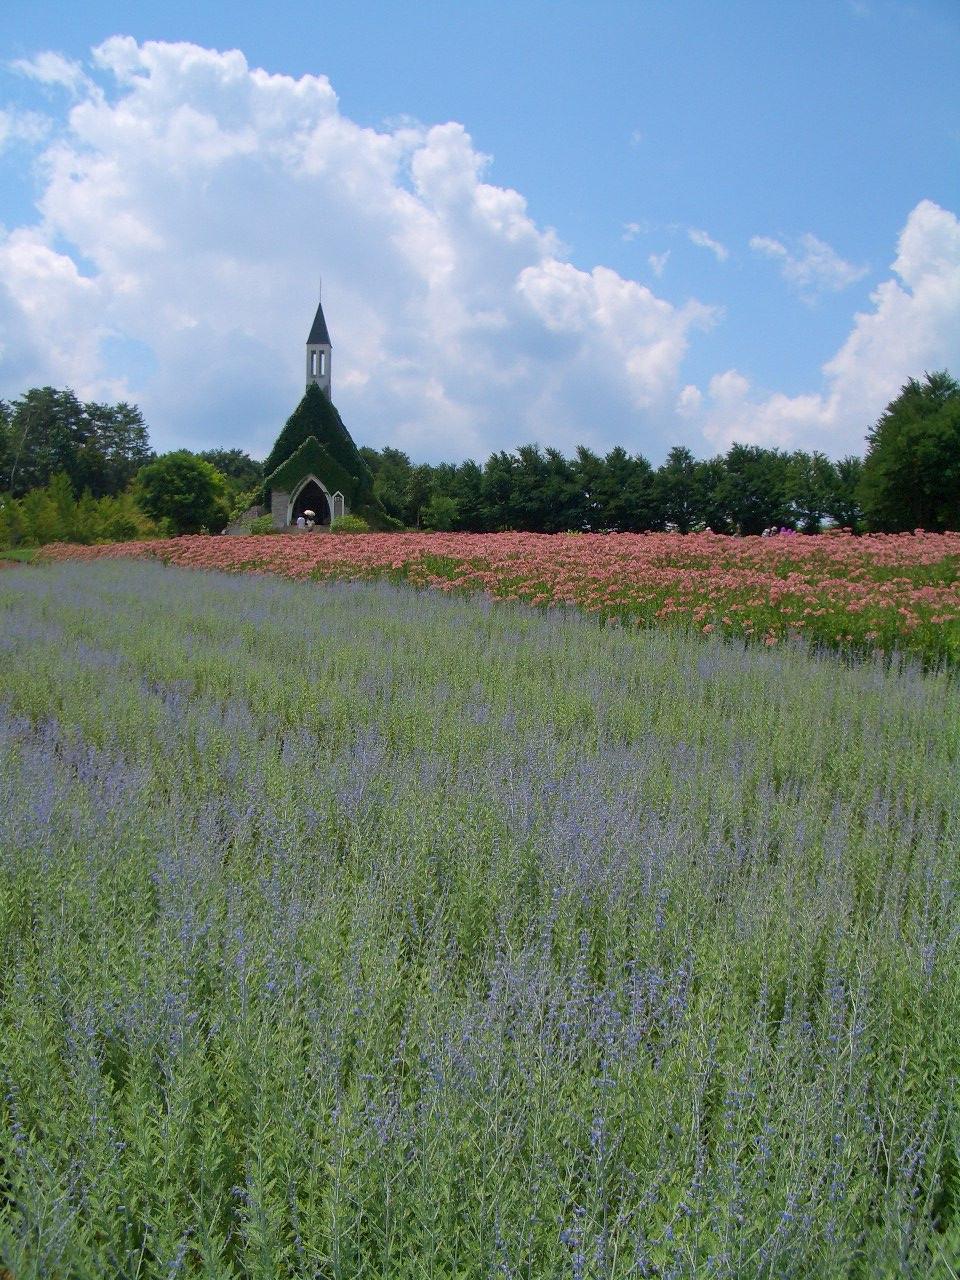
(0, 546, 37, 564)
(1, 559, 958, 1278)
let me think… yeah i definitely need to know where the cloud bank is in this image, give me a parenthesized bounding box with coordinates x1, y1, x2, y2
(0, 38, 717, 460)
(0, 38, 958, 462)
(701, 201, 960, 451)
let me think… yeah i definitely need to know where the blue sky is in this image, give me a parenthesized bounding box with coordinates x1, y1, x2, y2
(1, 0, 958, 463)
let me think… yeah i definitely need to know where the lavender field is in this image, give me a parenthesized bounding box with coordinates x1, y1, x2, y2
(1, 560, 958, 1279)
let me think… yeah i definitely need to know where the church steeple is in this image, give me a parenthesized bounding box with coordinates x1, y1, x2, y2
(305, 286, 332, 396)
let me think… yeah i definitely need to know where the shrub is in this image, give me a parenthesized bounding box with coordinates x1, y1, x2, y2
(229, 487, 262, 522)
(354, 505, 404, 531)
(102, 511, 140, 542)
(19, 488, 63, 545)
(330, 514, 370, 533)
(135, 452, 230, 535)
(250, 514, 277, 534)
(421, 494, 459, 531)
(0, 497, 24, 549)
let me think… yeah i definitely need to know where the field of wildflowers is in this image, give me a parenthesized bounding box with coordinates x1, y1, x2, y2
(1, 559, 958, 1277)
(42, 529, 960, 666)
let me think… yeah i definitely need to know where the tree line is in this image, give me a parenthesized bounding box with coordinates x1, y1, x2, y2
(358, 371, 959, 535)
(358, 441, 865, 535)
(2, 371, 958, 545)
(0, 387, 153, 499)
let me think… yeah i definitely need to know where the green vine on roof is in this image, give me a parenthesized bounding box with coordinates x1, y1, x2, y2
(263, 434, 363, 505)
(262, 383, 374, 502)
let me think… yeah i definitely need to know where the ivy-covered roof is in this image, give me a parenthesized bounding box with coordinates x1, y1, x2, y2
(264, 435, 364, 505)
(262, 382, 373, 495)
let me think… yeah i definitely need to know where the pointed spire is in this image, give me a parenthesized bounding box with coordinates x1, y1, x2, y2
(307, 286, 331, 347)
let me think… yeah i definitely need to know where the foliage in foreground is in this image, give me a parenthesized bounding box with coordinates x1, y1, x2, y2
(1, 561, 958, 1278)
(0, 472, 163, 548)
(330, 514, 371, 533)
(41, 529, 960, 666)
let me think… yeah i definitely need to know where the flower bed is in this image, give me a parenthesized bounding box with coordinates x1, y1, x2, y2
(41, 530, 960, 664)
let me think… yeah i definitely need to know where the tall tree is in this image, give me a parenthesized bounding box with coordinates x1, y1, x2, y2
(77, 402, 153, 497)
(692, 457, 730, 533)
(786, 450, 836, 533)
(405, 464, 435, 527)
(858, 371, 960, 532)
(371, 447, 414, 523)
(480, 452, 517, 531)
(572, 447, 606, 530)
(826, 456, 864, 531)
(197, 448, 262, 492)
(509, 445, 550, 530)
(449, 460, 485, 531)
(7, 388, 87, 496)
(716, 444, 791, 535)
(655, 446, 700, 532)
(0, 400, 11, 491)
(541, 447, 585, 531)
(593, 447, 658, 531)
(4, 388, 152, 498)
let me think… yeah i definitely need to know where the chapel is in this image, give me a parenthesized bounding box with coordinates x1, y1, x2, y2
(262, 291, 377, 529)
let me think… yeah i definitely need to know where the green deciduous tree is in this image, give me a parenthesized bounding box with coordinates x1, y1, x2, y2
(198, 449, 263, 492)
(135, 452, 230, 534)
(4, 388, 152, 498)
(825, 456, 864, 531)
(77, 401, 153, 496)
(716, 444, 791, 535)
(448, 460, 485, 531)
(7, 388, 86, 496)
(654, 446, 700, 532)
(595, 446, 658, 532)
(405, 464, 435, 528)
(480, 451, 517, 531)
(786, 450, 836, 533)
(858, 371, 960, 532)
(421, 494, 460, 531)
(370, 447, 414, 523)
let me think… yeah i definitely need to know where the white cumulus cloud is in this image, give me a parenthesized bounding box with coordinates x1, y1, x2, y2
(750, 231, 868, 301)
(0, 107, 51, 151)
(0, 37, 718, 461)
(1, 39, 957, 466)
(697, 201, 960, 454)
(11, 51, 94, 97)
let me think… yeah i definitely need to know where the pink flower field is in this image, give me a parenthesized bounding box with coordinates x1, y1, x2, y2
(42, 529, 960, 663)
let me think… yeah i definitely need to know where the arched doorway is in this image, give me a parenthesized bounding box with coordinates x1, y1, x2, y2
(290, 478, 331, 526)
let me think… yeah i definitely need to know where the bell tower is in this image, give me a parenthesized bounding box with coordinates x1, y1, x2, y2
(305, 285, 332, 396)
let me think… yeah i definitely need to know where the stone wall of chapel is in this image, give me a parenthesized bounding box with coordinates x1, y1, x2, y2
(271, 489, 289, 528)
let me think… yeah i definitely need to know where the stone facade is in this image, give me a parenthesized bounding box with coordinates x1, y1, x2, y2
(268, 480, 349, 529)
(271, 489, 289, 527)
